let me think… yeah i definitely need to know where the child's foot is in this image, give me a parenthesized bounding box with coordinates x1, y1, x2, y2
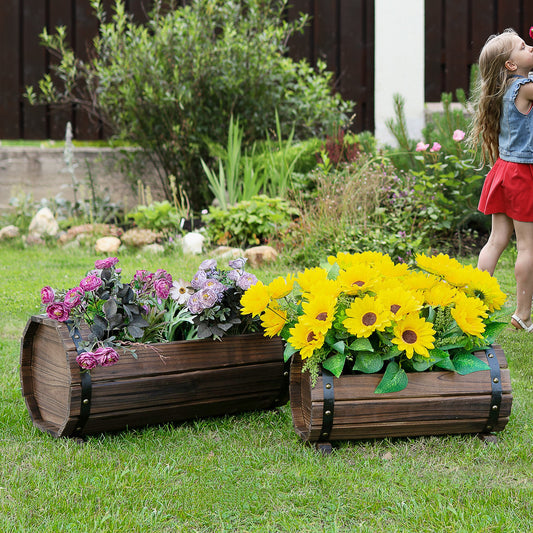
(511, 314, 533, 332)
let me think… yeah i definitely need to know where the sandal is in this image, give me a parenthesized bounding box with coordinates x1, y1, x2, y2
(511, 314, 533, 332)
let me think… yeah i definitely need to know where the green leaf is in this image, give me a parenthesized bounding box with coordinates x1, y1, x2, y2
(283, 342, 298, 363)
(322, 353, 346, 378)
(352, 351, 384, 374)
(348, 337, 374, 352)
(483, 322, 507, 345)
(434, 357, 455, 371)
(452, 351, 490, 375)
(374, 361, 408, 394)
(381, 345, 401, 360)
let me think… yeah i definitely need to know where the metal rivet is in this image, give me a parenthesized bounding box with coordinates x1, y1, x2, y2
(325, 383, 332, 389)
(76, 427, 81, 431)
(488, 353, 494, 358)
(492, 405, 499, 411)
(283, 371, 289, 377)
(322, 432, 329, 438)
(83, 399, 89, 404)
(493, 377, 499, 384)
(486, 425, 492, 431)
(325, 410, 332, 416)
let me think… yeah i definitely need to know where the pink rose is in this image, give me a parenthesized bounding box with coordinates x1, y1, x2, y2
(76, 351, 99, 370)
(95, 257, 119, 269)
(430, 142, 441, 152)
(46, 302, 70, 322)
(416, 142, 429, 152)
(453, 129, 465, 142)
(79, 275, 103, 292)
(64, 287, 84, 309)
(154, 278, 171, 299)
(40, 286, 55, 304)
(93, 346, 120, 367)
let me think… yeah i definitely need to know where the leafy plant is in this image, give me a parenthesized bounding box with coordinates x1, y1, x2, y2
(202, 195, 298, 248)
(26, 0, 352, 209)
(127, 200, 182, 236)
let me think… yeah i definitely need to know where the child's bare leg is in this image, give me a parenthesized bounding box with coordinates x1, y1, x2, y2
(512, 219, 533, 326)
(477, 213, 514, 275)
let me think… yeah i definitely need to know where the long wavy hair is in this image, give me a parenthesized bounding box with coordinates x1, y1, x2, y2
(468, 28, 519, 166)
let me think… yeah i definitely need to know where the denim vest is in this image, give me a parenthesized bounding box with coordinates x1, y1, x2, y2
(499, 76, 533, 163)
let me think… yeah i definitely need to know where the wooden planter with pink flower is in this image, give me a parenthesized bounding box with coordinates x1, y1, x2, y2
(241, 251, 513, 447)
(20, 257, 289, 438)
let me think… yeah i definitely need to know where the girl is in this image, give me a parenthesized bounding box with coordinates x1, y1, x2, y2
(470, 28, 533, 331)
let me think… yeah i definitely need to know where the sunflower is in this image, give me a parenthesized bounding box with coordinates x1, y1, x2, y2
(451, 293, 488, 338)
(392, 314, 435, 358)
(288, 320, 326, 360)
(422, 283, 458, 308)
(460, 267, 507, 312)
(402, 271, 440, 292)
(260, 303, 287, 337)
(267, 274, 295, 299)
(415, 253, 463, 278)
(240, 281, 271, 317)
(296, 267, 329, 294)
(376, 286, 422, 319)
(301, 295, 337, 334)
(337, 264, 378, 296)
(343, 294, 392, 338)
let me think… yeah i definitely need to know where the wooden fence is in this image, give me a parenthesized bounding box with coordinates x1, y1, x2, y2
(0, 1, 532, 140)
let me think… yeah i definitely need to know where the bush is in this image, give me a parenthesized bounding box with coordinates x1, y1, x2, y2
(26, 0, 352, 209)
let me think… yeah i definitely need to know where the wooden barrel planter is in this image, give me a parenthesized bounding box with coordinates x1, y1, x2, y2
(290, 345, 512, 445)
(20, 315, 289, 438)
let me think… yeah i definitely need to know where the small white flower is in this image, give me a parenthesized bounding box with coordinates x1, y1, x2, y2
(169, 279, 193, 304)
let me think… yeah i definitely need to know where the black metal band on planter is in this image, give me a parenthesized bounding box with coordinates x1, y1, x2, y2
(319, 369, 335, 441)
(66, 321, 92, 438)
(483, 346, 502, 433)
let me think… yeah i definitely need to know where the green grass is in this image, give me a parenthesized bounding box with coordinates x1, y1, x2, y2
(1, 243, 532, 532)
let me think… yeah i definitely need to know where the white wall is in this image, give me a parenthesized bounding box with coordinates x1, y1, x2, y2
(374, 0, 425, 146)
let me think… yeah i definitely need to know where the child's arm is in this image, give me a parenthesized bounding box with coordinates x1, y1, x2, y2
(514, 80, 533, 114)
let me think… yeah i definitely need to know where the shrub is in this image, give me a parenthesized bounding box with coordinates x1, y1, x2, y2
(26, 0, 352, 209)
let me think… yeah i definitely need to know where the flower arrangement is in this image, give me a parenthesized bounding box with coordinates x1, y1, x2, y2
(240, 251, 507, 393)
(41, 256, 260, 370)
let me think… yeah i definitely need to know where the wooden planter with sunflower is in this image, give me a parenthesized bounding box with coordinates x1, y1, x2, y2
(241, 251, 513, 447)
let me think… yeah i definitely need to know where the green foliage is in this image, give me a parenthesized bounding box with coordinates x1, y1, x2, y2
(26, 0, 352, 209)
(202, 195, 298, 248)
(127, 200, 182, 235)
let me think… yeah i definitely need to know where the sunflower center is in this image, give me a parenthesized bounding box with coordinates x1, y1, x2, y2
(315, 312, 328, 321)
(353, 280, 365, 287)
(307, 331, 317, 342)
(362, 312, 377, 326)
(390, 304, 401, 314)
(402, 329, 417, 344)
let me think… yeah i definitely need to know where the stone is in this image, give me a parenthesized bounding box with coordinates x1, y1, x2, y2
(0, 225, 20, 240)
(211, 246, 245, 260)
(59, 223, 123, 244)
(28, 207, 59, 237)
(143, 243, 165, 254)
(181, 232, 205, 255)
(121, 228, 160, 247)
(94, 236, 121, 254)
(244, 245, 279, 268)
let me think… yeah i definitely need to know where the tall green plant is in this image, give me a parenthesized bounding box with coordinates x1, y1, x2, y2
(26, 0, 352, 209)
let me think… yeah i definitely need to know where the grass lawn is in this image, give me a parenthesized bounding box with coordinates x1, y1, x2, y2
(1, 243, 532, 532)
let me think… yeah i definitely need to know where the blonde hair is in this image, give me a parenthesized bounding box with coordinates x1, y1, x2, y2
(468, 28, 519, 165)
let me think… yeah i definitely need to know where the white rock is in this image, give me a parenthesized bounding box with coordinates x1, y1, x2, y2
(181, 232, 205, 255)
(28, 207, 59, 237)
(0, 225, 20, 240)
(94, 236, 121, 254)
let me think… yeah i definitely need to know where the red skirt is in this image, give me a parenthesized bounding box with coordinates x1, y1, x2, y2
(478, 158, 533, 222)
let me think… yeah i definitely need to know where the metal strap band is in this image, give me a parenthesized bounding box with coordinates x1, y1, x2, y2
(319, 369, 335, 442)
(66, 321, 92, 438)
(483, 346, 502, 433)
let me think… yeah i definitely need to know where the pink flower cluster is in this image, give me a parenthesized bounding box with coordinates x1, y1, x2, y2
(76, 346, 120, 370)
(415, 130, 465, 152)
(132, 268, 173, 300)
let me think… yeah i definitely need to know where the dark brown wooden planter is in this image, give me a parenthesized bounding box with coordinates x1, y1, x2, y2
(290, 345, 512, 447)
(20, 315, 289, 438)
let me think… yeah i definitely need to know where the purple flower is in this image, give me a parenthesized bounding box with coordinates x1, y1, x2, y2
(236, 272, 258, 291)
(154, 278, 172, 299)
(64, 287, 84, 309)
(204, 279, 226, 295)
(76, 351, 99, 370)
(227, 270, 240, 282)
(191, 269, 208, 289)
(79, 275, 103, 292)
(94, 346, 120, 367)
(40, 286, 55, 304)
(95, 257, 119, 269)
(187, 292, 205, 314)
(199, 259, 217, 271)
(229, 258, 246, 270)
(133, 270, 153, 284)
(198, 287, 218, 309)
(46, 302, 70, 322)
(155, 269, 172, 283)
